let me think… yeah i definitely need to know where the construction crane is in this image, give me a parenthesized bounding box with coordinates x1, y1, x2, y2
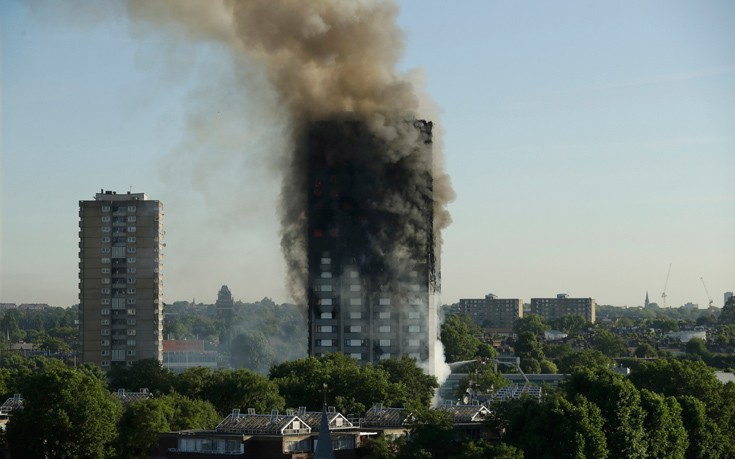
(661, 263, 672, 308)
(700, 277, 714, 309)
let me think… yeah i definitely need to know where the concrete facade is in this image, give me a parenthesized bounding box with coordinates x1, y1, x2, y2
(79, 190, 164, 369)
(530, 293, 595, 324)
(457, 293, 523, 333)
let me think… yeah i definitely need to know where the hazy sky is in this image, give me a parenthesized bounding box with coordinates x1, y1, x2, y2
(2, 1, 734, 308)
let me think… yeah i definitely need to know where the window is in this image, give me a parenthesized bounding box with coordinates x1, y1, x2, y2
(379, 298, 390, 305)
(408, 311, 420, 319)
(127, 309, 136, 315)
(127, 278, 136, 284)
(100, 247, 110, 253)
(126, 236, 136, 243)
(318, 339, 333, 346)
(101, 319, 110, 326)
(126, 329, 136, 336)
(101, 257, 110, 264)
(101, 360, 110, 367)
(408, 325, 420, 333)
(349, 325, 361, 333)
(349, 312, 362, 319)
(321, 272, 332, 278)
(350, 353, 363, 359)
(126, 298, 136, 305)
(101, 268, 110, 274)
(126, 350, 136, 356)
(350, 285, 361, 292)
(349, 271, 358, 278)
(379, 325, 391, 333)
(321, 257, 331, 264)
(319, 284, 332, 292)
(112, 246, 125, 258)
(101, 308, 110, 315)
(127, 339, 136, 346)
(127, 267, 136, 274)
(379, 339, 391, 347)
(346, 339, 364, 346)
(126, 257, 136, 263)
(127, 247, 136, 253)
(101, 340, 110, 346)
(127, 226, 136, 233)
(101, 226, 111, 233)
(101, 237, 110, 243)
(127, 205, 136, 212)
(112, 349, 125, 361)
(378, 312, 391, 319)
(127, 216, 136, 222)
(101, 298, 110, 305)
(101, 350, 110, 356)
(126, 288, 136, 294)
(350, 299, 362, 306)
(320, 312, 333, 319)
(127, 319, 136, 325)
(101, 278, 110, 284)
(408, 339, 420, 347)
(101, 329, 110, 336)
(320, 298, 333, 306)
(101, 216, 111, 222)
(102, 206, 110, 212)
(101, 288, 110, 294)
(317, 325, 335, 333)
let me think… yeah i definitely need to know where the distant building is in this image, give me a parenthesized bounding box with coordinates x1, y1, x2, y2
(725, 292, 733, 305)
(457, 293, 523, 334)
(162, 339, 218, 373)
(79, 190, 164, 369)
(18, 303, 49, 310)
(0, 303, 17, 310)
(644, 291, 650, 309)
(530, 294, 595, 324)
(216, 285, 234, 318)
(683, 302, 699, 310)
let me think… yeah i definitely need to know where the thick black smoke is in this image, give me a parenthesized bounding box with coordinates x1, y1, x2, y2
(124, 0, 454, 303)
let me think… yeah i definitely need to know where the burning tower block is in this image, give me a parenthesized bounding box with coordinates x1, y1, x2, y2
(305, 117, 437, 373)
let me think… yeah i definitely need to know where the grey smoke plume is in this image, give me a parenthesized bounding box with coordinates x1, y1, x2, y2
(125, 0, 454, 302)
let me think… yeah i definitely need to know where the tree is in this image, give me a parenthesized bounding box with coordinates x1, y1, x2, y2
(498, 393, 608, 459)
(590, 329, 628, 357)
(634, 343, 658, 358)
(271, 354, 400, 414)
(0, 311, 23, 343)
(440, 315, 481, 362)
(206, 368, 285, 415)
(556, 350, 613, 374)
(565, 368, 648, 458)
(108, 358, 174, 395)
(454, 441, 523, 459)
(550, 314, 591, 337)
(628, 359, 722, 410)
(7, 364, 122, 459)
(116, 392, 220, 459)
(719, 296, 735, 325)
(677, 395, 724, 459)
(376, 356, 438, 408)
(400, 407, 455, 459)
(230, 330, 275, 373)
(513, 314, 548, 337)
(639, 389, 688, 459)
(685, 338, 710, 357)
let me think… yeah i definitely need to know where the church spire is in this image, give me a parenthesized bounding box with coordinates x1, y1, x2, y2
(645, 291, 650, 308)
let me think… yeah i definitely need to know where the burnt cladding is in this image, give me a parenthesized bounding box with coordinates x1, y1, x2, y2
(304, 117, 436, 365)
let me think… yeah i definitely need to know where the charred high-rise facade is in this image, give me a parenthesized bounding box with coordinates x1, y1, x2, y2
(306, 118, 437, 371)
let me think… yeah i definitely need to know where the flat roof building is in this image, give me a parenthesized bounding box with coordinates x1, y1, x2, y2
(79, 190, 164, 369)
(530, 293, 595, 324)
(457, 293, 523, 334)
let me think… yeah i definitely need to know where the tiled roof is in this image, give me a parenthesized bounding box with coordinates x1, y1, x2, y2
(299, 411, 354, 431)
(216, 411, 311, 435)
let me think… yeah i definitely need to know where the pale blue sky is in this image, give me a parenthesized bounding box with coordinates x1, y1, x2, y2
(2, 1, 734, 308)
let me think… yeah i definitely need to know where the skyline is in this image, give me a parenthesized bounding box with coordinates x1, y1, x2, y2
(2, 1, 734, 308)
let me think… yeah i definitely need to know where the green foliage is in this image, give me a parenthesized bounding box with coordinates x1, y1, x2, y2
(629, 359, 722, 410)
(440, 314, 481, 362)
(0, 311, 23, 343)
(377, 356, 439, 408)
(453, 441, 523, 459)
(685, 338, 710, 357)
(634, 343, 658, 358)
(230, 330, 275, 373)
(513, 314, 548, 336)
(108, 358, 174, 394)
(590, 329, 628, 357)
(639, 389, 688, 459)
(549, 314, 591, 337)
(565, 368, 648, 458)
(498, 393, 608, 459)
(556, 349, 613, 374)
(719, 296, 735, 325)
(400, 408, 455, 459)
(205, 368, 285, 416)
(116, 392, 220, 459)
(7, 365, 122, 459)
(677, 395, 724, 459)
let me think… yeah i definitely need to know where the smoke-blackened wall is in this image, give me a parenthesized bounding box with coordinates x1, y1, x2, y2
(123, 0, 453, 303)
